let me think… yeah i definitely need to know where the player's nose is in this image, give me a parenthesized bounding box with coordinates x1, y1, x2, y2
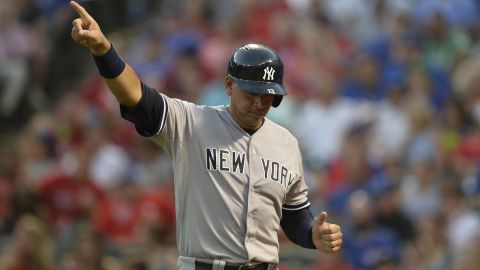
(250, 95, 261, 108)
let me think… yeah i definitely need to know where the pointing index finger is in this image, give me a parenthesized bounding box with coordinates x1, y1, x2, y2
(70, 1, 91, 20)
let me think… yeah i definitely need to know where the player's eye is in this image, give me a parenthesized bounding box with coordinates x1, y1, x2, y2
(242, 90, 256, 98)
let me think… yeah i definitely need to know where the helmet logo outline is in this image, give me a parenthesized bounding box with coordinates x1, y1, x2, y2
(263, 67, 275, 81)
(267, 89, 275, 94)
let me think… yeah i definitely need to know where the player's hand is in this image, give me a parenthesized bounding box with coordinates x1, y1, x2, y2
(312, 212, 342, 253)
(70, 1, 111, 55)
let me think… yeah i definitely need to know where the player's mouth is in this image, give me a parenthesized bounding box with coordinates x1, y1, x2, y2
(251, 112, 266, 119)
(251, 110, 267, 116)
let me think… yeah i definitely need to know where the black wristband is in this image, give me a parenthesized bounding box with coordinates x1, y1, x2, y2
(92, 44, 126, 78)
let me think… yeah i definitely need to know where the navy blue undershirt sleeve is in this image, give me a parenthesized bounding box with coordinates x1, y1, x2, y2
(120, 83, 167, 137)
(280, 206, 316, 249)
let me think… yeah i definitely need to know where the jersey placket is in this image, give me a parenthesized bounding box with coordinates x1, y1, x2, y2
(244, 134, 258, 262)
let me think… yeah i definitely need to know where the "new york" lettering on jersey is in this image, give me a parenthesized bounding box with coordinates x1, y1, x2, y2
(261, 158, 296, 189)
(205, 148, 296, 189)
(205, 148, 246, 174)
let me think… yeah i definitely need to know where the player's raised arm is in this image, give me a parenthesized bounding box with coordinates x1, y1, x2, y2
(70, 1, 141, 109)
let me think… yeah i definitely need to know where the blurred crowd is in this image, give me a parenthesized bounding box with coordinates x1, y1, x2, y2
(2, 0, 480, 269)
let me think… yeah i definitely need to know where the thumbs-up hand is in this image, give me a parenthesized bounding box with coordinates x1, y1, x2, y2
(312, 212, 343, 253)
(70, 1, 110, 55)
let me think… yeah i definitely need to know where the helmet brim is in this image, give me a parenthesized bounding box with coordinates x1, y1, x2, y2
(231, 76, 287, 96)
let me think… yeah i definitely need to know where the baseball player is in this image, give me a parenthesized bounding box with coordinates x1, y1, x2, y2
(70, 1, 343, 269)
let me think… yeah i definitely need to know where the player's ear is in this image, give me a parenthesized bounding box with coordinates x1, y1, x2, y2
(225, 75, 234, 96)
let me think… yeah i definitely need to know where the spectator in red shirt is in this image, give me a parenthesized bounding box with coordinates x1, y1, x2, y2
(93, 180, 175, 247)
(39, 147, 104, 232)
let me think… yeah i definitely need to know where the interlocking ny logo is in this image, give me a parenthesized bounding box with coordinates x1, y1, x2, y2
(263, 67, 275, 81)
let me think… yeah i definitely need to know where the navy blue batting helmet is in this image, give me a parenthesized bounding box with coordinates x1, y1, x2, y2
(227, 44, 287, 107)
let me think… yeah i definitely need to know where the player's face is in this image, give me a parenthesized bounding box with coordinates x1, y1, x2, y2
(225, 77, 275, 130)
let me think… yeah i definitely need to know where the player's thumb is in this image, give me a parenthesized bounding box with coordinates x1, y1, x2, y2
(316, 211, 328, 227)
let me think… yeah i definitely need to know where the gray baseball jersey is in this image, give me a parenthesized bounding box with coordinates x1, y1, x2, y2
(144, 93, 310, 268)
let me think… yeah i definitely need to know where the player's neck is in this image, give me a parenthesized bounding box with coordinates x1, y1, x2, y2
(243, 119, 264, 135)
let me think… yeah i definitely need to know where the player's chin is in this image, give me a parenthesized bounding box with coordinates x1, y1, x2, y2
(249, 113, 265, 123)
(242, 115, 263, 129)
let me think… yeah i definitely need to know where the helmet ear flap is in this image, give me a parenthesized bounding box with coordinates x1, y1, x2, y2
(272, 96, 283, 107)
